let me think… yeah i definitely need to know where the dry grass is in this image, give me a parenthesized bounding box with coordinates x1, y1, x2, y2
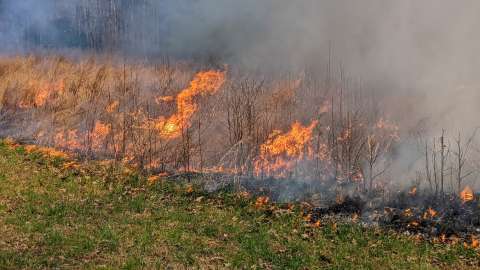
(0, 55, 400, 196)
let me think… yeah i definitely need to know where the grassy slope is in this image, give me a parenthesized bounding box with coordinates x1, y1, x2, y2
(0, 141, 478, 269)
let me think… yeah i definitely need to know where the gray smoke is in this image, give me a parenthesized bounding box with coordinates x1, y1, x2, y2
(2, 0, 480, 187)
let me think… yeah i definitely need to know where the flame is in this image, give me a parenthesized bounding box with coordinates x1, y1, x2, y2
(440, 234, 447, 243)
(423, 207, 437, 219)
(147, 175, 162, 185)
(408, 221, 419, 227)
(472, 236, 480, 249)
(3, 138, 19, 148)
(155, 96, 175, 103)
(19, 79, 65, 108)
(53, 121, 110, 153)
(153, 70, 225, 138)
(254, 120, 318, 178)
(24, 144, 69, 159)
(90, 121, 111, 151)
(460, 186, 474, 203)
(106, 101, 119, 113)
(403, 208, 413, 217)
(63, 161, 79, 170)
(34, 87, 49, 107)
(54, 130, 82, 151)
(255, 196, 270, 208)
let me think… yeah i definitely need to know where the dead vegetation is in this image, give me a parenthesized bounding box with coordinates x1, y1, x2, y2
(0, 55, 401, 193)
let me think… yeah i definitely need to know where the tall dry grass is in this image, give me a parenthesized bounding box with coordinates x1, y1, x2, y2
(0, 55, 399, 194)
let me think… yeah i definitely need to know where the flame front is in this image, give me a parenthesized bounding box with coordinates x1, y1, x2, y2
(255, 120, 318, 178)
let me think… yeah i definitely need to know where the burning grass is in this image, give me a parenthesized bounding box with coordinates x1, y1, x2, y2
(0, 55, 399, 186)
(0, 139, 478, 269)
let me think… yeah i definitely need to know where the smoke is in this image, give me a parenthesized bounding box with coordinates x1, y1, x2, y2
(2, 0, 480, 187)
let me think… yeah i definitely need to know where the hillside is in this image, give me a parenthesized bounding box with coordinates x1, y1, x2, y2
(0, 139, 478, 269)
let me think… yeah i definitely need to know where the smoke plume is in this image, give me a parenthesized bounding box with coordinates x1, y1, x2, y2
(1, 0, 480, 188)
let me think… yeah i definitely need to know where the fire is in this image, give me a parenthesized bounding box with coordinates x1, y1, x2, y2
(63, 161, 79, 170)
(472, 236, 480, 249)
(255, 196, 270, 208)
(106, 101, 119, 113)
(54, 130, 82, 151)
(403, 208, 413, 217)
(440, 234, 447, 243)
(53, 121, 110, 153)
(20, 79, 65, 108)
(154, 70, 226, 138)
(147, 175, 162, 185)
(34, 86, 50, 107)
(460, 186, 474, 203)
(90, 121, 111, 151)
(24, 144, 69, 159)
(254, 120, 318, 178)
(155, 96, 175, 103)
(408, 221, 419, 227)
(303, 213, 312, 222)
(423, 207, 437, 219)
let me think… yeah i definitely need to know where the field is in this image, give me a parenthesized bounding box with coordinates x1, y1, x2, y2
(0, 140, 478, 269)
(2, 2, 480, 269)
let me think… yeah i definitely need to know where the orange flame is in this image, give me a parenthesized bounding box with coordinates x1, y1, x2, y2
(155, 96, 175, 104)
(20, 79, 65, 108)
(472, 236, 480, 249)
(423, 207, 437, 219)
(106, 101, 119, 113)
(54, 130, 81, 151)
(255, 196, 270, 208)
(255, 120, 318, 178)
(403, 208, 413, 217)
(91, 121, 111, 151)
(53, 121, 110, 153)
(24, 144, 69, 159)
(408, 221, 419, 227)
(440, 234, 447, 243)
(460, 186, 474, 203)
(463, 236, 480, 249)
(154, 70, 226, 138)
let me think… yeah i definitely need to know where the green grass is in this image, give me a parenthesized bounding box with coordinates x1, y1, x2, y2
(0, 140, 478, 269)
